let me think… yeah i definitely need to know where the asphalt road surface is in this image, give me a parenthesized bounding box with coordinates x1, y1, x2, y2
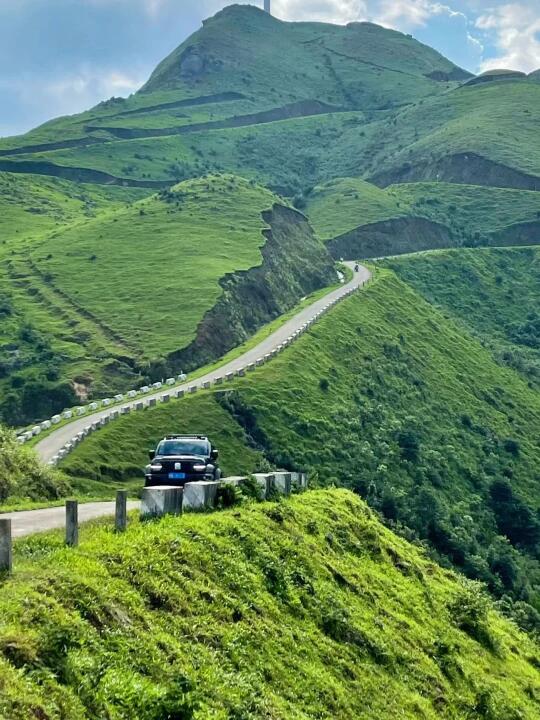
(0, 501, 140, 538)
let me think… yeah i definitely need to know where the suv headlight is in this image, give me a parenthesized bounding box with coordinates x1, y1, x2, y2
(150, 463, 163, 472)
(193, 463, 206, 472)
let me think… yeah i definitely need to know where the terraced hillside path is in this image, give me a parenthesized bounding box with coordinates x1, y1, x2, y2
(35, 262, 370, 466)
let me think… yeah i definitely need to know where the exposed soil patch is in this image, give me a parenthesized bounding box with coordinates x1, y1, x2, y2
(164, 204, 336, 373)
(0, 159, 170, 188)
(490, 220, 540, 246)
(0, 136, 107, 158)
(327, 216, 455, 259)
(370, 153, 540, 191)
(113, 91, 246, 118)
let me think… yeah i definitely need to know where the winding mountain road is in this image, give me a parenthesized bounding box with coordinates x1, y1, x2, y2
(1, 262, 370, 538)
(35, 262, 370, 465)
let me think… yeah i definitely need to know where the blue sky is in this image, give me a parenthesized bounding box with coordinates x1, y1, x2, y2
(0, 0, 538, 138)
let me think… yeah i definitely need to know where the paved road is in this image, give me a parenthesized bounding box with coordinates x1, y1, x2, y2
(35, 262, 371, 465)
(0, 501, 140, 538)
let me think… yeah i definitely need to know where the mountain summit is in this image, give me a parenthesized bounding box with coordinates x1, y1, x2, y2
(142, 4, 471, 108)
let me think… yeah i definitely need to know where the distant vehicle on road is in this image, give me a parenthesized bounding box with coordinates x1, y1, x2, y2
(144, 434, 221, 487)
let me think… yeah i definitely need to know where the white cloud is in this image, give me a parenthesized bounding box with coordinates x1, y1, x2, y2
(265, 0, 367, 24)
(47, 69, 144, 105)
(476, 3, 540, 72)
(373, 0, 467, 30)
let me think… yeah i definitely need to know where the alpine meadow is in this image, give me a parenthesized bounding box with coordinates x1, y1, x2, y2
(0, 3, 539, 718)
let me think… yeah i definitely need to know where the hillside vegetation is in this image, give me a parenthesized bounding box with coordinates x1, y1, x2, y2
(59, 265, 540, 632)
(305, 177, 540, 256)
(0, 174, 335, 425)
(383, 247, 540, 386)
(0, 18, 537, 197)
(1, 490, 539, 719)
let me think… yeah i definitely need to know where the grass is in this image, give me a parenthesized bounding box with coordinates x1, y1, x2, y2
(67, 266, 540, 629)
(29, 175, 276, 357)
(1, 173, 337, 426)
(1, 489, 538, 719)
(382, 246, 540, 386)
(305, 177, 540, 242)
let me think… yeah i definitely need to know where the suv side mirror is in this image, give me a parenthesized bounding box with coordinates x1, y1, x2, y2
(148, 450, 156, 460)
(210, 449, 219, 461)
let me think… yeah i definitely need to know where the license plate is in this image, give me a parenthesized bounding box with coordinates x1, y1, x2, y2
(168, 472, 185, 480)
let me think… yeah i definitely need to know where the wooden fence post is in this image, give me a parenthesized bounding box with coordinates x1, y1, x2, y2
(66, 500, 78, 547)
(0, 519, 12, 574)
(115, 490, 128, 532)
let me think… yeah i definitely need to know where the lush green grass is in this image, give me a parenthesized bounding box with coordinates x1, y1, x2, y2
(69, 268, 540, 629)
(30, 174, 275, 357)
(306, 178, 540, 242)
(382, 247, 540, 386)
(0, 5, 472, 197)
(1, 173, 336, 426)
(1, 489, 538, 719)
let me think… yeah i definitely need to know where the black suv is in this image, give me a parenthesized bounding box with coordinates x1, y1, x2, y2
(144, 435, 221, 487)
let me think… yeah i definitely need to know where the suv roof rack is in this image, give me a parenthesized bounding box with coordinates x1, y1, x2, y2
(164, 434, 207, 440)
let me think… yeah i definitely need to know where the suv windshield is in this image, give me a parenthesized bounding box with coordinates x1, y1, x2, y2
(156, 439, 209, 457)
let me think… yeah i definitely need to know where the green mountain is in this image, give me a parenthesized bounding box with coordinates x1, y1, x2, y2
(1, 490, 539, 719)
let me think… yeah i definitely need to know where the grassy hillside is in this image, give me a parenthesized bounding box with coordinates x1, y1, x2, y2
(0, 8, 536, 200)
(0, 174, 335, 426)
(1, 490, 539, 719)
(383, 247, 540, 386)
(306, 178, 540, 242)
(62, 268, 540, 630)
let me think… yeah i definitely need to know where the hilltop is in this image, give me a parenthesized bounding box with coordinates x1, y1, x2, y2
(0, 173, 335, 425)
(1, 490, 539, 719)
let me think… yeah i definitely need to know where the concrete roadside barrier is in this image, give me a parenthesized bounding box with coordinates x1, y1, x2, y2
(274, 472, 292, 495)
(183, 481, 219, 511)
(141, 486, 183, 519)
(161, 393, 170, 403)
(226, 372, 235, 381)
(148, 398, 157, 408)
(252, 473, 275, 499)
(189, 385, 198, 394)
(175, 389, 185, 399)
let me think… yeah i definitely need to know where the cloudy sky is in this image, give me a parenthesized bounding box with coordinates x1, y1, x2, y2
(1, 0, 539, 138)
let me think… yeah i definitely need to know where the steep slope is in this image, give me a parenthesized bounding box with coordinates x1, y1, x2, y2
(0, 174, 335, 425)
(0, 5, 472, 194)
(366, 79, 540, 188)
(383, 247, 540, 386)
(1, 490, 539, 719)
(305, 178, 540, 257)
(60, 267, 540, 630)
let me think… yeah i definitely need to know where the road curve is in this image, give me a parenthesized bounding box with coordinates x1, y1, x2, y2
(35, 262, 371, 465)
